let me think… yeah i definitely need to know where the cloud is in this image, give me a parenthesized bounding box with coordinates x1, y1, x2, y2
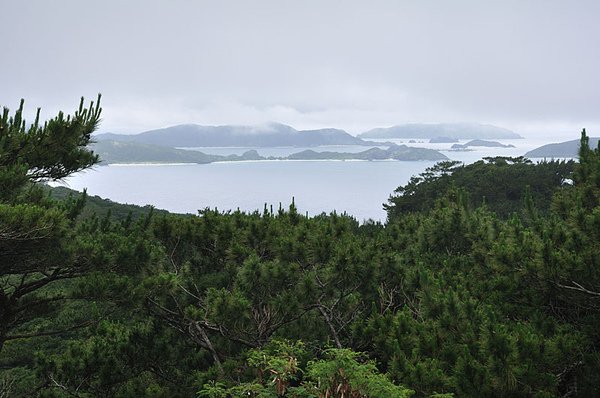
(1, 0, 599, 140)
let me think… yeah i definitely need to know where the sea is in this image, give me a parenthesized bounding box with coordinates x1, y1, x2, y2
(56, 137, 566, 222)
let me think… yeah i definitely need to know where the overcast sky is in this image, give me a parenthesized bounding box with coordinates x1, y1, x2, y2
(1, 0, 599, 138)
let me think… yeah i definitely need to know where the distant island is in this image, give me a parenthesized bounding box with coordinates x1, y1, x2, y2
(286, 144, 448, 161)
(92, 141, 265, 164)
(91, 140, 448, 164)
(359, 123, 522, 140)
(429, 136, 459, 143)
(525, 137, 600, 158)
(95, 123, 389, 148)
(451, 139, 515, 150)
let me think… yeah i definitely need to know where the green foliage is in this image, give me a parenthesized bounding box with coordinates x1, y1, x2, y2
(385, 157, 574, 220)
(198, 340, 413, 398)
(0, 97, 103, 353)
(304, 348, 413, 398)
(0, 96, 101, 199)
(48, 185, 170, 222)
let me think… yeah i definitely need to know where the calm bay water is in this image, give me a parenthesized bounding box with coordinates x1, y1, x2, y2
(58, 138, 557, 222)
(60, 160, 437, 222)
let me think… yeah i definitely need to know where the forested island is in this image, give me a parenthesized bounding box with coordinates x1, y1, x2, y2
(92, 140, 448, 164)
(2, 99, 600, 397)
(450, 139, 516, 150)
(286, 145, 448, 161)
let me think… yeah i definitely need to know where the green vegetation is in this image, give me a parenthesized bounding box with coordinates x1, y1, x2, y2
(92, 140, 221, 164)
(1, 99, 599, 397)
(385, 157, 574, 219)
(48, 185, 171, 221)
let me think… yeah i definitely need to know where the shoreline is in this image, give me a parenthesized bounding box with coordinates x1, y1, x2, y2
(101, 158, 445, 166)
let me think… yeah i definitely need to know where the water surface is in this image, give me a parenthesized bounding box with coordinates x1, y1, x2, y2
(62, 160, 437, 221)
(59, 138, 561, 222)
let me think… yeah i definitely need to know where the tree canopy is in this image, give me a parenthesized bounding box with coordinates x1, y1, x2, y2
(384, 157, 574, 220)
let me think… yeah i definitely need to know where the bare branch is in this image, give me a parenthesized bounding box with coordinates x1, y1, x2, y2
(557, 281, 600, 297)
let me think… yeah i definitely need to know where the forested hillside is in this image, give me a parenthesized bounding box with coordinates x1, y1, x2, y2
(48, 186, 171, 221)
(385, 157, 574, 219)
(1, 100, 600, 397)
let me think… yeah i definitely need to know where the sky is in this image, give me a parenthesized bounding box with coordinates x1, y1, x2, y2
(1, 0, 599, 139)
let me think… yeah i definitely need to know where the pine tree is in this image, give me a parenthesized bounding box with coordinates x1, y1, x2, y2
(0, 96, 101, 350)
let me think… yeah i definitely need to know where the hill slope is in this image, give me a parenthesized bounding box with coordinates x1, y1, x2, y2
(48, 185, 173, 220)
(91, 140, 265, 164)
(525, 137, 600, 158)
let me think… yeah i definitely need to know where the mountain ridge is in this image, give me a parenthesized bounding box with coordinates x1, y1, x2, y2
(359, 123, 521, 139)
(96, 123, 385, 147)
